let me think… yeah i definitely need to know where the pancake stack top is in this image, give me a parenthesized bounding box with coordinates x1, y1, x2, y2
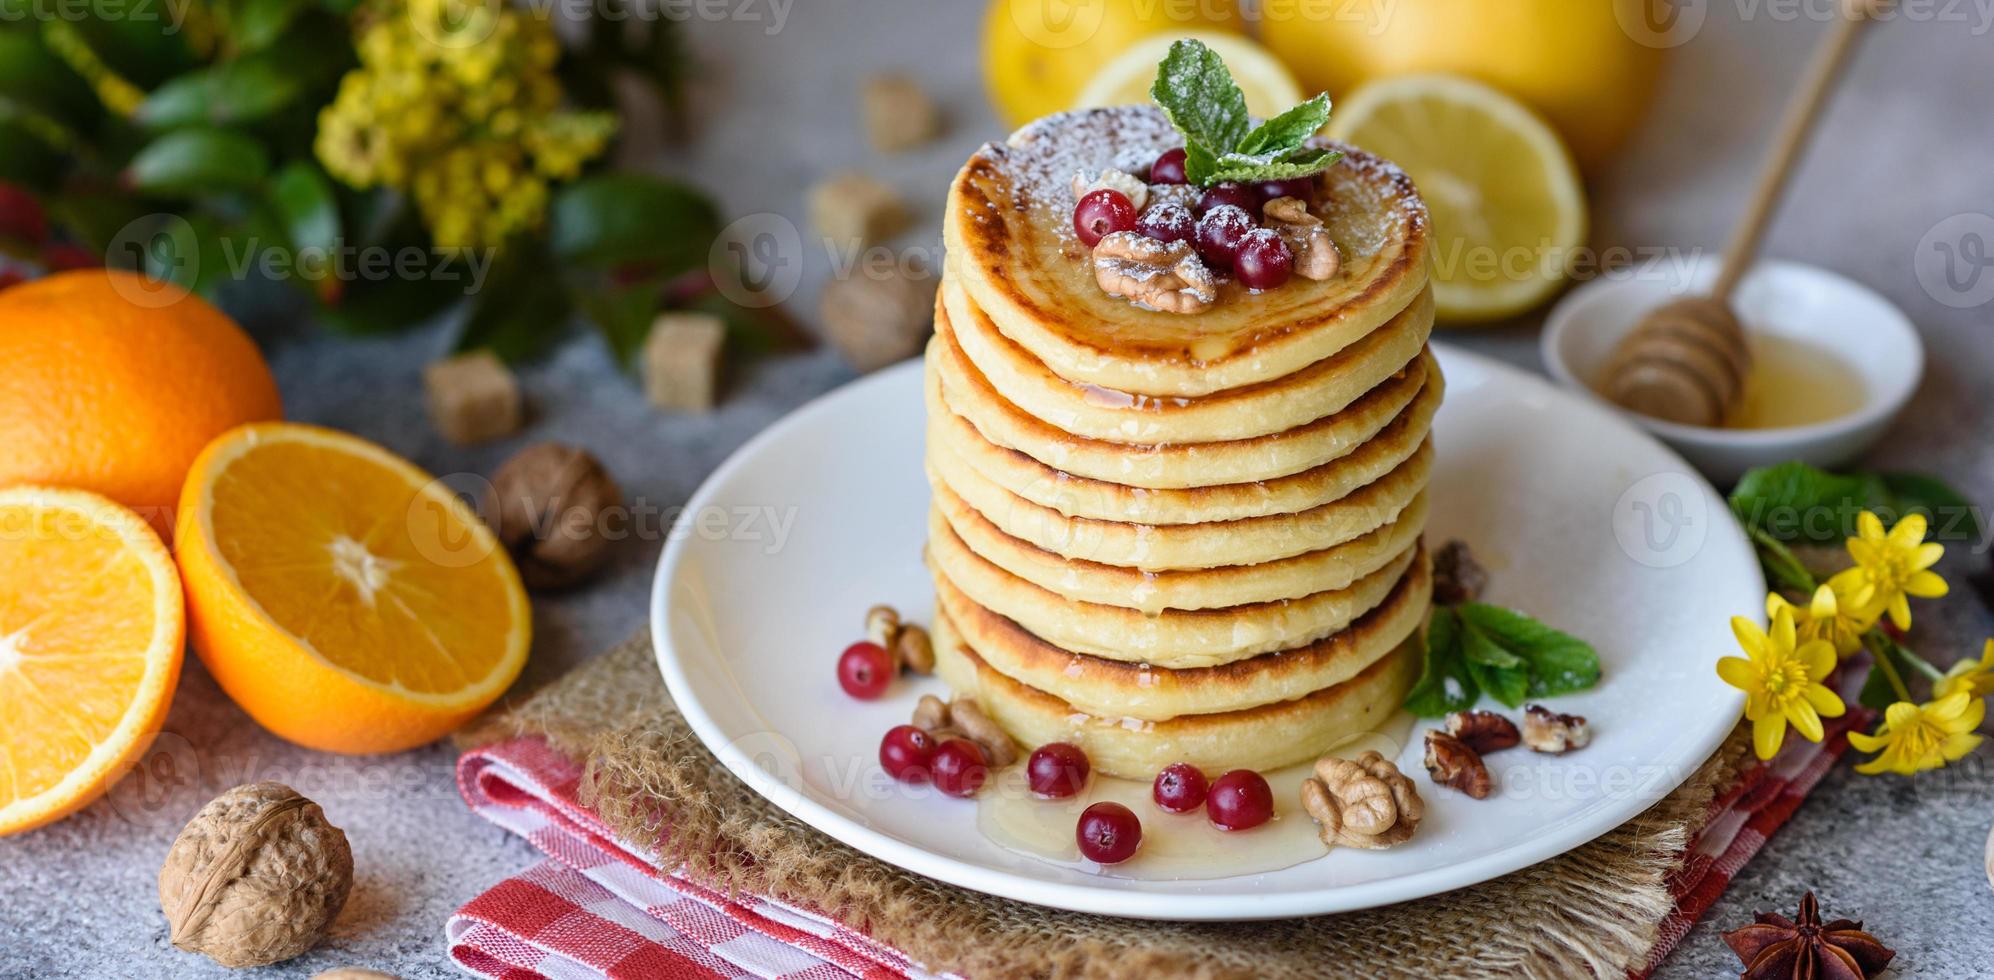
(925, 105, 1438, 780)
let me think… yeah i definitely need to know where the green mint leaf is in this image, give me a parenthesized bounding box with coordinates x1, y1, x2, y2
(1404, 608, 1480, 717)
(1456, 603, 1602, 697)
(1206, 147, 1344, 185)
(1466, 659, 1530, 709)
(1150, 39, 1248, 161)
(1460, 622, 1525, 670)
(1181, 140, 1221, 186)
(1234, 94, 1330, 156)
(1728, 461, 1874, 543)
(1748, 525, 1818, 594)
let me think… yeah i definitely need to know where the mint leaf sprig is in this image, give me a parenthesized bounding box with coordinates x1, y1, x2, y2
(1405, 603, 1603, 717)
(1150, 39, 1343, 187)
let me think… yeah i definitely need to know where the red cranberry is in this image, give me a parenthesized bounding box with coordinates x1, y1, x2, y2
(1206, 769, 1274, 830)
(39, 242, 97, 270)
(1234, 229, 1294, 290)
(1254, 177, 1317, 204)
(1194, 204, 1254, 270)
(1075, 801, 1142, 864)
(0, 183, 49, 246)
(930, 738, 988, 798)
(1134, 202, 1195, 244)
(1151, 762, 1209, 813)
(1073, 188, 1136, 247)
(836, 641, 894, 699)
(1149, 147, 1188, 185)
(1025, 742, 1091, 798)
(878, 725, 936, 782)
(1195, 182, 1256, 216)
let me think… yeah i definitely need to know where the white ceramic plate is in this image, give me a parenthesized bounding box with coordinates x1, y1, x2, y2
(651, 344, 1760, 921)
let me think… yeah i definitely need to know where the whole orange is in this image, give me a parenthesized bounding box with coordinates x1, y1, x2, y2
(0, 270, 281, 536)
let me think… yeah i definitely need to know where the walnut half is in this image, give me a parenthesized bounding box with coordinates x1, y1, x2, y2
(1300, 750, 1423, 850)
(1092, 231, 1217, 314)
(1262, 196, 1341, 281)
(1522, 704, 1592, 754)
(1443, 709, 1520, 754)
(1423, 730, 1493, 799)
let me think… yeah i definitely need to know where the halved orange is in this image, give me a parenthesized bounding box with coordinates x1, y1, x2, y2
(176, 423, 530, 754)
(0, 486, 184, 836)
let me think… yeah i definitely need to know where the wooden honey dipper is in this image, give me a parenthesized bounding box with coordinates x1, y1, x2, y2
(1603, 0, 1882, 427)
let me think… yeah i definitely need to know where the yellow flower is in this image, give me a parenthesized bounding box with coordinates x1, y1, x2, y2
(1717, 606, 1847, 760)
(1934, 639, 1994, 701)
(1847, 693, 1984, 775)
(1828, 511, 1947, 630)
(1766, 583, 1872, 659)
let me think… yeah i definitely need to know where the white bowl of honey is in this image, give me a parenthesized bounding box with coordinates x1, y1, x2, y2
(1542, 256, 1923, 483)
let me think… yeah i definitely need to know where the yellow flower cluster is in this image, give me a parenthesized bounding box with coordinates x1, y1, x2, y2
(1719, 508, 1990, 774)
(315, 0, 617, 249)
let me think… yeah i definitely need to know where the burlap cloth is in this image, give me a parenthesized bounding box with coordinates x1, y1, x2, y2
(460, 631, 1752, 979)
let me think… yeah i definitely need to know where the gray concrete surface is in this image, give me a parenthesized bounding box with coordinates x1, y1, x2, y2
(2, 2, 1991, 976)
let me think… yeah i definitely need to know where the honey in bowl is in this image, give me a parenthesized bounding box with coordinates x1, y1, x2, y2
(1728, 333, 1867, 429)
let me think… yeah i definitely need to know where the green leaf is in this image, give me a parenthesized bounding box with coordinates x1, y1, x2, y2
(1404, 608, 1480, 717)
(0, 31, 100, 129)
(1208, 146, 1343, 185)
(125, 127, 269, 194)
(1456, 603, 1602, 697)
(575, 278, 663, 367)
(1728, 461, 1871, 543)
(1877, 472, 1982, 543)
(228, 0, 309, 51)
(1181, 141, 1221, 186)
(313, 271, 461, 335)
(457, 239, 574, 363)
(270, 161, 338, 254)
(1748, 525, 1818, 594)
(548, 174, 720, 271)
(1465, 659, 1530, 709)
(136, 57, 304, 128)
(1233, 93, 1330, 157)
(1459, 622, 1524, 669)
(1149, 39, 1248, 165)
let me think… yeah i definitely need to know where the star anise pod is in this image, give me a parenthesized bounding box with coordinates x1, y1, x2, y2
(1722, 891, 1895, 980)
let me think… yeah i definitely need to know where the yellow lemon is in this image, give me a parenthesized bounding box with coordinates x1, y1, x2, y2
(1327, 74, 1588, 323)
(983, 0, 1246, 128)
(1261, 0, 1667, 172)
(1075, 31, 1302, 118)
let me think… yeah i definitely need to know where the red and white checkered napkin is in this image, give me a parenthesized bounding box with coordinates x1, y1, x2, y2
(448, 691, 1871, 980)
(447, 737, 937, 980)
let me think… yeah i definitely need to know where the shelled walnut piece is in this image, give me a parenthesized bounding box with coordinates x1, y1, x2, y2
(911, 694, 1018, 767)
(1423, 730, 1493, 799)
(159, 783, 353, 968)
(1091, 231, 1217, 314)
(1443, 709, 1520, 754)
(1300, 750, 1423, 850)
(1261, 196, 1340, 281)
(1522, 704, 1592, 754)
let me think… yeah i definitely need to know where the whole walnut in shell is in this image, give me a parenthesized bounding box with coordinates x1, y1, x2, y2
(159, 782, 353, 968)
(482, 442, 623, 590)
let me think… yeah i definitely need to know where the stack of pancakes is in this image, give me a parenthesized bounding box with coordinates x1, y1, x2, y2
(925, 106, 1438, 779)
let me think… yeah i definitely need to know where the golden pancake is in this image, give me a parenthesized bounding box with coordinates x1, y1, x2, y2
(943, 276, 1433, 444)
(925, 356, 1442, 526)
(933, 610, 1421, 779)
(933, 547, 1429, 720)
(927, 433, 1432, 571)
(928, 516, 1418, 663)
(945, 105, 1430, 397)
(931, 481, 1427, 614)
(932, 328, 1438, 490)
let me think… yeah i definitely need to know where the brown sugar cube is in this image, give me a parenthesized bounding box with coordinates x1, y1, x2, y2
(642, 312, 726, 412)
(808, 172, 909, 247)
(862, 73, 940, 152)
(819, 266, 936, 373)
(424, 350, 521, 444)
